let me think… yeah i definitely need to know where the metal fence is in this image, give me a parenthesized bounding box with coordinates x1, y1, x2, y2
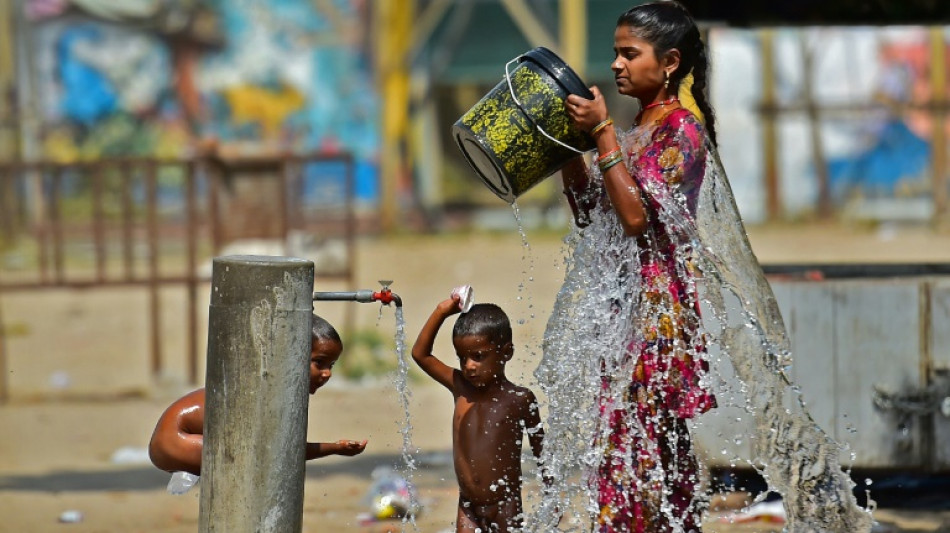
(0, 153, 358, 402)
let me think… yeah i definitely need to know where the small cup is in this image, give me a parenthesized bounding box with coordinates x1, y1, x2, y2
(451, 285, 474, 313)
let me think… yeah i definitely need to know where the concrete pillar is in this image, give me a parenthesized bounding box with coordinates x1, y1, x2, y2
(199, 255, 315, 533)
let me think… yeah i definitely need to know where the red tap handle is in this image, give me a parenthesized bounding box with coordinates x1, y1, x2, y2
(373, 289, 394, 305)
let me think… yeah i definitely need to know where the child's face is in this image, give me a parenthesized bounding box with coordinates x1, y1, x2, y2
(309, 337, 342, 394)
(452, 334, 510, 387)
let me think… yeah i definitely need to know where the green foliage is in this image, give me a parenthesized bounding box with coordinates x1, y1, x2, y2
(339, 328, 425, 383)
(339, 328, 399, 381)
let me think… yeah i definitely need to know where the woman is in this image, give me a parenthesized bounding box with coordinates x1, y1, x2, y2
(562, 2, 713, 531)
(535, 2, 871, 532)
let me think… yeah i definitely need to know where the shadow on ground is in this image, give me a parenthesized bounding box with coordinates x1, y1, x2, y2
(0, 451, 455, 492)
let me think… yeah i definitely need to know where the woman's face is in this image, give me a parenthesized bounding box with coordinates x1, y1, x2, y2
(611, 24, 671, 100)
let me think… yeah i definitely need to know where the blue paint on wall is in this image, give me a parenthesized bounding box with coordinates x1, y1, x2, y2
(57, 25, 118, 126)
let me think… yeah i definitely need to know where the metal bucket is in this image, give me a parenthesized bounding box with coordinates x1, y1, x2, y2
(452, 47, 595, 203)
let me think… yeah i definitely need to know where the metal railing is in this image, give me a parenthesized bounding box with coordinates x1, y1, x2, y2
(0, 153, 357, 401)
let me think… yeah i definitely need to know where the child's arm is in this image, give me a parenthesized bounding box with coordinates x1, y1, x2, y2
(306, 439, 368, 459)
(148, 389, 206, 476)
(410, 296, 462, 390)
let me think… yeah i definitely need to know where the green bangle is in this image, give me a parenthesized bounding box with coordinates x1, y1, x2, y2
(600, 156, 624, 173)
(597, 151, 622, 172)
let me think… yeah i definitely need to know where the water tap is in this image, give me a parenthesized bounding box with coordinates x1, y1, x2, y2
(373, 280, 402, 307)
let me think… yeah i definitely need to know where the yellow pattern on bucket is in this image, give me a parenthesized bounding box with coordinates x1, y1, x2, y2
(453, 47, 595, 203)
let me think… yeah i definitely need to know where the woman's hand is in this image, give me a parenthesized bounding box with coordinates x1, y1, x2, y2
(565, 86, 609, 133)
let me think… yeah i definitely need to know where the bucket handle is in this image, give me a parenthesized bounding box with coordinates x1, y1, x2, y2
(505, 57, 585, 154)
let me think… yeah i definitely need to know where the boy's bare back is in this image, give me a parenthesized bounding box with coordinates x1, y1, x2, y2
(149, 389, 206, 476)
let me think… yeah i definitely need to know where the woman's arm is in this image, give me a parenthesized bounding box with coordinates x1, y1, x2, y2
(565, 88, 648, 236)
(592, 122, 648, 236)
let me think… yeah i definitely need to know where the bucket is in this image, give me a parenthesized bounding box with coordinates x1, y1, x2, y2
(452, 47, 595, 203)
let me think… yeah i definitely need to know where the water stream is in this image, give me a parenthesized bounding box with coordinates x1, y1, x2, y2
(390, 305, 421, 529)
(511, 201, 539, 340)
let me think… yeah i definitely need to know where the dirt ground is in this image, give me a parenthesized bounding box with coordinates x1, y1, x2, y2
(2, 222, 950, 532)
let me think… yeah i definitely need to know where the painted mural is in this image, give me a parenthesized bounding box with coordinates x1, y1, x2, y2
(26, 0, 379, 203)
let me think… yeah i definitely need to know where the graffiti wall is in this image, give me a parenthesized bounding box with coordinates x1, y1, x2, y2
(25, 0, 379, 203)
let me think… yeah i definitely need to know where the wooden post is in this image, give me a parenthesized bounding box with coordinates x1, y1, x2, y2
(800, 31, 832, 220)
(559, 0, 586, 78)
(0, 0, 17, 160)
(760, 29, 781, 221)
(0, 284, 7, 403)
(375, 0, 415, 232)
(199, 255, 315, 533)
(185, 161, 199, 385)
(930, 28, 948, 230)
(145, 162, 161, 377)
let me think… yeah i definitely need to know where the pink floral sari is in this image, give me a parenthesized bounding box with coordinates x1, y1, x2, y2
(594, 108, 714, 533)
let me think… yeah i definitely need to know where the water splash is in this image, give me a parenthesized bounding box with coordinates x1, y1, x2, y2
(511, 201, 536, 320)
(692, 149, 872, 532)
(532, 127, 872, 532)
(533, 206, 656, 531)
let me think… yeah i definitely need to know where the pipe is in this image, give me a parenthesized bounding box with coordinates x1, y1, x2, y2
(313, 283, 402, 307)
(313, 290, 377, 303)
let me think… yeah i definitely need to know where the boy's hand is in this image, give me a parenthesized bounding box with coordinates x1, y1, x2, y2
(434, 295, 462, 317)
(334, 439, 367, 456)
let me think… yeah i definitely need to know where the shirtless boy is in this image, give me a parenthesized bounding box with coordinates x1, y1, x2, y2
(411, 296, 545, 532)
(149, 314, 367, 476)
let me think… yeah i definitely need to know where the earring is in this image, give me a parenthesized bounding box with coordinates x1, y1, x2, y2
(664, 71, 670, 89)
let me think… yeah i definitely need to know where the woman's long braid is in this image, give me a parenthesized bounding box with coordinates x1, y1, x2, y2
(689, 36, 717, 147)
(668, 26, 717, 147)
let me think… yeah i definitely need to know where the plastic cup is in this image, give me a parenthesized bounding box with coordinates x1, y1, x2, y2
(451, 285, 474, 313)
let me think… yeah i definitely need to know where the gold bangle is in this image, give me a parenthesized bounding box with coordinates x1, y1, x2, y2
(591, 118, 614, 137)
